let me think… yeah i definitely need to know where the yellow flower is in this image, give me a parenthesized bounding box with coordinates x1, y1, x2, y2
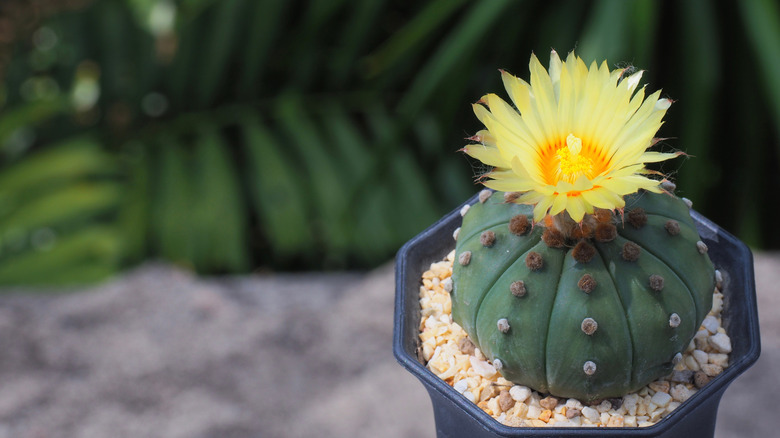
(464, 50, 681, 223)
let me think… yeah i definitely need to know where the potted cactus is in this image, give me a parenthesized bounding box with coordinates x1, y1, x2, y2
(394, 50, 760, 437)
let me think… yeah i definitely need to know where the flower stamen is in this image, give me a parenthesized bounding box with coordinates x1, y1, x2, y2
(556, 134, 593, 183)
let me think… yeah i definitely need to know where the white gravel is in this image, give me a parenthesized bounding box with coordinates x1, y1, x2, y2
(418, 253, 733, 428)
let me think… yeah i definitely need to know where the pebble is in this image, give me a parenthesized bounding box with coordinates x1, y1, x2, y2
(650, 392, 672, 408)
(648, 381, 670, 393)
(701, 315, 719, 334)
(488, 397, 500, 414)
(694, 329, 709, 349)
(692, 349, 709, 368)
(470, 357, 497, 378)
(701, 363, 723, 377)
(669, 370, 694, 383)
(498, 390, 515, 412)
(510, 385, 531, 403)
(566, 408, 581, 419)
(540, 396, 558, 410)
(684, 355, 700, 371)
(480, 385, 498, 402)
(711, 293, 723, 314)
(709, 353, 729, 368)
(693, 371, 710, 389)
(670, 384, 693, 403)
(458, 337, 476, 355)
(623, 394, 638, 416)
(709, 333, 732, 353)
(441, 277, 453, 292)
(503, 416, 526, 427)
(453, 379, 469, 394)
(596, 400, 612, 413)
(581, 407, 600, 423)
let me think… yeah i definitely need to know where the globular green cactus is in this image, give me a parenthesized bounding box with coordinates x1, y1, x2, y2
(452, 189, 715, 402)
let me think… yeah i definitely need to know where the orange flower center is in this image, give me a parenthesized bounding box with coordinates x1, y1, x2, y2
(540, 133, 610, 185)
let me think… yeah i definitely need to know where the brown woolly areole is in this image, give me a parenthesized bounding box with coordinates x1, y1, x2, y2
(665, 220, 681, 236)
(627, 208, 648, 229)
(570, 223, 593, 240)
(577, 274, 597, 293)
(542, 228, 565, 248)
(525, 251, 544, 271)
(458, 251, 472, 266)
(594, 223, 617, 242)
(572, 240, 596, 263)
(594, 209, 614, 223)
(509, 214, 530, 236)
(622, 242, 641, 262)
(510, 280, 527, 297)
(649, 274, 665, 291)
(481, 230, 496, 247)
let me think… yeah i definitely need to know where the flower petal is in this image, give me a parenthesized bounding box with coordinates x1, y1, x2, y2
(640, 151, 683, 163)
(465, 50, 671, 220)
(565, 196, 587, 222)
(533, 195, 555, 223)
(463, 144, 503, 167)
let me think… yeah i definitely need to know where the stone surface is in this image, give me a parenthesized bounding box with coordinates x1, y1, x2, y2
(0, 252, 776, 437)
(0, 263, 430, 438)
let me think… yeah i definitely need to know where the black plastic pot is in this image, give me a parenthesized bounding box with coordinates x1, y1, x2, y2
(393, 193, 761, 438)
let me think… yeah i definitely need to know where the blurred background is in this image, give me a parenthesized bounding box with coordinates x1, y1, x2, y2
(0, 0, 778, 286)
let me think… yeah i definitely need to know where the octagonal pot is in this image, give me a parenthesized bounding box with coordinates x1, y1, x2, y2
(393, 192, 760, 438)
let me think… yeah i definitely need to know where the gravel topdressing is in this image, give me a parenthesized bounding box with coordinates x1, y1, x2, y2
(418, 250, 731, 428)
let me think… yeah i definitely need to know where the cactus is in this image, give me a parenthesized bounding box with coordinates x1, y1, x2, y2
(452, 189, 715, 401)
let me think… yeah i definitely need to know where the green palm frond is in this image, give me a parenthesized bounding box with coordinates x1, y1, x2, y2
(0, 0, 778, 286)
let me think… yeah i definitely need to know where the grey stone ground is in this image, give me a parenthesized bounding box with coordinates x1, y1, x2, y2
(0, 253, 777, 438)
